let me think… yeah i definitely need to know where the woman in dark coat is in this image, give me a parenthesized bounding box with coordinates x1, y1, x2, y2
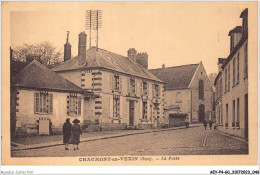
(69, 119, 82, 150)
(63, 118, 72, 150)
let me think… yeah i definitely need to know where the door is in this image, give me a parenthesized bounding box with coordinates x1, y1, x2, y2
(129, 100, 135, 126)
(245, 94, 248, 139)
(199, 104, 205, 123)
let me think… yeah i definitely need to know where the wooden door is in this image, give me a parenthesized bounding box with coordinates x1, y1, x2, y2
(199, 104, 205, 123)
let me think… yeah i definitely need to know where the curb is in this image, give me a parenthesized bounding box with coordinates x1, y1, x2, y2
(11, 125, 200, 151)
(216, 129, 248, 144)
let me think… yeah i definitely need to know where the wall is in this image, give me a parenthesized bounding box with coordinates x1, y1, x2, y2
(190, 63, 214, 123)
(15, 89, 83, 135)
(220, 41, 248, 138)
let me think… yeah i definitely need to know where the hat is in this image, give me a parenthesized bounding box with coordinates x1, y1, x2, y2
(72, 119, 80, 123)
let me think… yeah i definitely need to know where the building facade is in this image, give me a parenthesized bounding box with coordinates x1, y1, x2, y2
(150, 62, 214, 125)
(53, 33, 165, 130)
(214, 8, 248, 139)
(11, 60, 92, 136)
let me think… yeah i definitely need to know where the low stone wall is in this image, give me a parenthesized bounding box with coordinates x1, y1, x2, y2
(136, 124, 152, 130)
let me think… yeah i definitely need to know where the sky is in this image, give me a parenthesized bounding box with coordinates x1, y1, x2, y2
(10, 2, 252, 74)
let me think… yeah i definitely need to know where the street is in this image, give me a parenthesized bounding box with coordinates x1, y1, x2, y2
(12, 126, 248, 157)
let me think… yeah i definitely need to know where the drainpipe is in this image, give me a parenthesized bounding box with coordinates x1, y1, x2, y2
(190, 89, 192, 123)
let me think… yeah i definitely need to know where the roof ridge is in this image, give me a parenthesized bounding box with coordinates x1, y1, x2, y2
(149, 63, 199, 70)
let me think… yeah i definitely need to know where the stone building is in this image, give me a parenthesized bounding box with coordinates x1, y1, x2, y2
(53, 32, 164, 130)
(214, 8, 248, 139)
(149, 62, 213, 125)
(11, 60, 92, 135)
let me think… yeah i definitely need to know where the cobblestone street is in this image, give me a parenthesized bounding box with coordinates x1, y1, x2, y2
(12, 126, 248, 157)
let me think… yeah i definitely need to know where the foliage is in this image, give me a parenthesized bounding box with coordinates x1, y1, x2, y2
(12, 41, 63, 67)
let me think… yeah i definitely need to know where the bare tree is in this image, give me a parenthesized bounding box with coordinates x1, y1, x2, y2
(12, 41, 63, 67)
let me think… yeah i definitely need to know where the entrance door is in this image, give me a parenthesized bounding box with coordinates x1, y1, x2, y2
(199, 104, 205, 122)
(129, 101, 135, 126)
(245, 94, 248, 139)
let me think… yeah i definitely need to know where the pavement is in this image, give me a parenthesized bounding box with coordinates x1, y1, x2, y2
(11, 124, 201, 151)
(11, 125, 248, 157)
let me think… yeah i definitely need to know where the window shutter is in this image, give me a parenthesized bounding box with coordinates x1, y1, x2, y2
(127, 77, 130, 94)
(34, 93, 39, 113)
(152, 84, 155, 97)
(140, 101, 142, 119)
(140, 81, 143, 95)
(135, 79, 137, 94)
(78, 96, 81, 115)
(158, 85, 161, 98)
(67, 95, 70, 115)
(119, 76, 122, 91)
(147, 83, 149, 97)
(49, 94, 53, 113)
(110, 74, 114, 91)
(110, 97, 113, 118)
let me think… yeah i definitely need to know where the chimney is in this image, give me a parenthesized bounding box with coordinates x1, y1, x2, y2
(64, 31, 71, 62)
(127, 48, 137, 62)
(78, 31, 87, 66)
(136, 52, 148, 69)
(162, 63, 165, 68)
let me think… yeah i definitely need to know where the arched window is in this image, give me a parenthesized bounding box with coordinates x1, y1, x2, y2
(176, 92, 182, 103)
(199, 80, 204, 99)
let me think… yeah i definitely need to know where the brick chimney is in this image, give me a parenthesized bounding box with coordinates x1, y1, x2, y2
(136, 52, 148, 69)
(127, 48, 137, 62)
(162, 63, 165, 68)
(64, 31, 71, 62)
(78, 31, 87, 66)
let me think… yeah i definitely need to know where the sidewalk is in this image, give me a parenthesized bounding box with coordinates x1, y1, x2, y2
(11, 124, 201, 151)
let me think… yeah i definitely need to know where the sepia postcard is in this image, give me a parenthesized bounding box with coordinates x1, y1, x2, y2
(1, 1, 258, 167)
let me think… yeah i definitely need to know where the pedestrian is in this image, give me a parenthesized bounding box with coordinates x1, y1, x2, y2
(203, 119, 207, 130)
(69, 119, 82, 150)
(209, 119, 213, 130)
(63, 118, 72, 150)
(185, 117, 190, 128)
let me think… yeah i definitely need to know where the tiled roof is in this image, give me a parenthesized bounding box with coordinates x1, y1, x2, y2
(12, 60, 84, 93)
(52, 47, 163, 82)
(228, 26, 242, 36)
(149, 64, 199, 90)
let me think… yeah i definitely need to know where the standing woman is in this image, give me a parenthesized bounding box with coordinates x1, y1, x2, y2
(70, 119, 82, 150)
(203, 119, 207, 130)
(63, 118, 72, 150)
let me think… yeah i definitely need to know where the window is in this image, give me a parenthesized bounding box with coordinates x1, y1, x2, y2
(113, 96, 120, 118)
(225, 103, 228, 127)
(128, 78, 136, 94)
(67, 93, 81, 116)
(236, 98, 240, 127)
(237, 53, 240, 84)
(111, 74, 122, 91)
(220, 104, 223, 124)
(176, 92, 182, 103)
(230, 34, 234, 52)
(152, 84, 160, 98)
(220, 78, 223, 96)
(34, 92, 53, 114)
(141, 81, 148, 96)
(142, 102, 148, 120)
(199, 80, 204, 99)
(232, 100, 235, 127)
(114, 75, 120, 90)
(233, 58, 236, 86)
(225, 69, 227, 92)
(228, 65, 230, 91)
(244, 43, 248, 78)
